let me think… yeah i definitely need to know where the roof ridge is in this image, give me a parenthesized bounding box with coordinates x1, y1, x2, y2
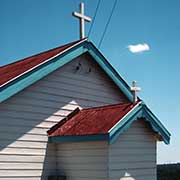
(82, 102, 135, 111)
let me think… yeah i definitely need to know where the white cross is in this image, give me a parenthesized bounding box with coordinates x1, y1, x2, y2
(130, 81, 141, 102)
(72, 2, 91, 39)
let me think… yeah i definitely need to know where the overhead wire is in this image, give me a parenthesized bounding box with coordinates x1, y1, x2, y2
(98, 0, 118, 48)
(88, 0, 101, 38)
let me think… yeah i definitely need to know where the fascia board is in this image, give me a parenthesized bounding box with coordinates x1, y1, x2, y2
(86, 42, 134, 102)
(142, 106, 170, 144)
(48, 134, 109, 143)
(109, 103, 142, 144)
(143, 105, 171, 137)
(108, 103, 170, 144)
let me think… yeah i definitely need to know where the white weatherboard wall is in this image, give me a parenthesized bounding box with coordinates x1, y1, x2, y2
(55, 120, 157, 180)
(0, 53, 128, 180)
(56, 141, 108, 180)
(109, 120, 157, 180)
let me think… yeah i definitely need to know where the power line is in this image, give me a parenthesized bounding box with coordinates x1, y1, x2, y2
(98, 0, 118, 48)
(88, 0, 101, 38)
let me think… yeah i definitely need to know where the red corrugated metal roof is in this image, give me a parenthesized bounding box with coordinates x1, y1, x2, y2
(48, 102, 140, 137)
(0, 39, 85, 86)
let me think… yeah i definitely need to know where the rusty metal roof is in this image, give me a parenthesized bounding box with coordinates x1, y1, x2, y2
(0, 39, 85, 87)
(47, 101, 171, 145)
(48, 102, 139, 137)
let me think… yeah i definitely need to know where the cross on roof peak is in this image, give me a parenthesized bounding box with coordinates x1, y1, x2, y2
(130, 80, 141, 103)
(72, 2, 91, 39)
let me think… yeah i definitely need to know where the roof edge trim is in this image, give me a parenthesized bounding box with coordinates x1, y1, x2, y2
(109, 102, 143, 144)
(143, 104, 171, 137)
(1, 39, 134, 103)
(1, 38, 88, 88)
(48, 134, 109, 143)
(109, 102, 171, 144)
(108, 101, 141, 133)
(0, 41, 88, 102)
(142, 105, 171, 144)
(86, 42, 133, 101)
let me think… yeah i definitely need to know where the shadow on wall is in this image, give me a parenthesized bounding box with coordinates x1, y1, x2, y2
(0, 54, 125, 179)
(41, 143, 57, 180)
(0, 84, 88, 179)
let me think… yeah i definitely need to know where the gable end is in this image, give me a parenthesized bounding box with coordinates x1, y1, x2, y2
(0, 40, 133, 103)
(109, 102, 171, 144)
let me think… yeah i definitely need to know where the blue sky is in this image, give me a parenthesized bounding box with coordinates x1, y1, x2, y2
(0, 0, 180, 164)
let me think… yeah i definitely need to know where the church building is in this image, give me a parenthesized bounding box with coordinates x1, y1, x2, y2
(0, 3, 170, 180)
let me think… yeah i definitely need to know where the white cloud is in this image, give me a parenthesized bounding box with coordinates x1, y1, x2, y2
(127, 43, 150, 53)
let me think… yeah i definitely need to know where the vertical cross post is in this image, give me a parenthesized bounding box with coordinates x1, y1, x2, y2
(80, 2, 85, 39)
(73, 2, 91, 39)
(130, 81, 141, 103)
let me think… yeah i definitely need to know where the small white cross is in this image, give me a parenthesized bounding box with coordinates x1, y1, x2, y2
(130, 81, 141, 102)
(72, 2, 91, 39)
